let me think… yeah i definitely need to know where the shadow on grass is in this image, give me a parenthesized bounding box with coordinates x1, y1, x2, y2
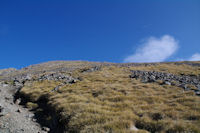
(14, 90, 65, 133)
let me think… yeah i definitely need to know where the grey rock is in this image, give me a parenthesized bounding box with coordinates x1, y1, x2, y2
(15, 98, 21, 105)
(130, 70, 200, 96)
(0, 106, 6, 117)
(179, 84, 187, 90)
(16, 109, 21, 113)
(4, 97, 10, 101)
(197, 85, 200, 91)
(13, 80, 23, 87)
(164, 81, 171, 86)
(2, 84, 9, 87)
(0, 128, 10, 133)
(149, 75, 156, 82)
(195, 91, 200, 96)
(0, 106, 4, 117)
(0, 106, 3, 112)
(81, 66, 101, 73)
(42, 127, 50, 132)
(38, 73, 78, 84)
(52, 86, 59, 92)
(26, 114, 34, 118)
(181, 84, 191, 91)
(192, 79, 198, 84)
(141, 77, 149, 83)
(32, 118, 37, 122)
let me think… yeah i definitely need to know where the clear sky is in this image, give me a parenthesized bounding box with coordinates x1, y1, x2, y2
(0, 0, 200, 69)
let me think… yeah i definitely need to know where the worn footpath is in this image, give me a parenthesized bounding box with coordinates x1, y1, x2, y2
(0, 83, 47, 133)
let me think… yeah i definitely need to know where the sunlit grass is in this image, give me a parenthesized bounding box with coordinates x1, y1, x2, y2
(20, 64, 200, 132)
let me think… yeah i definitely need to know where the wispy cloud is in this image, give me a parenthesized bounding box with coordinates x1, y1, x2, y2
(123, 35, 179, 63)
(188, 53, 200, 61)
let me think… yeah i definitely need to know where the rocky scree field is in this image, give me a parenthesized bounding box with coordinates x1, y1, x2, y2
(0, 61, 200, 133)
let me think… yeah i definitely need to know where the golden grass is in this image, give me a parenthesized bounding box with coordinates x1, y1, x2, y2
(20, 65, 200, 132)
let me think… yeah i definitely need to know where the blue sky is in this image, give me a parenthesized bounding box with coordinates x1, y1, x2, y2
(0, 0, 200, 69)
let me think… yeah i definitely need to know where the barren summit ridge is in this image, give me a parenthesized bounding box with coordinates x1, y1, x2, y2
(0, 61, 200, 133)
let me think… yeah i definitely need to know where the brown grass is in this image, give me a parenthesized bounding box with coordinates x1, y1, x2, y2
(20, 65, 200, 132)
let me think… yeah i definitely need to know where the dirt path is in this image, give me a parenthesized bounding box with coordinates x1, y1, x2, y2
(0, 83, 47, 133)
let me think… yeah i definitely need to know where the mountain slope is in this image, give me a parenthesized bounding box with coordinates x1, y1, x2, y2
(1, 61, 200, 133)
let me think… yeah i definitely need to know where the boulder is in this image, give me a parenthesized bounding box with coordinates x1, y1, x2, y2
(0, 106, 3, 113)
(0, 106, 5, 117)
(16, 109, 21, 113)
(164, 81, 171, 86)
(141, 77, 149, 83)
(52, 86, 59, 92)
(195, 91, 200, 96)
(15, 98, 21, 105)
(179, 84, 191, 91)
(149, 75, 156, 82)
(197, 85, 200, 91)
(42, 127, 50, 132)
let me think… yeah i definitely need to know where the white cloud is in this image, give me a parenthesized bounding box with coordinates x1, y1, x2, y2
(188, 53, 200, 61)
(123, 35, 179, 63)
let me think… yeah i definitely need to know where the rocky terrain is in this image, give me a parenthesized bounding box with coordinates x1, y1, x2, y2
(0, 68, 17, 76)
(0, 61, 200, 133)
(130, 70, 200, 96)
(0, 83, 47, 133)
(0, 61, 107, 133)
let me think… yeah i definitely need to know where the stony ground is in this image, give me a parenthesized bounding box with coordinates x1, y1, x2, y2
(0, 83, 47, 133)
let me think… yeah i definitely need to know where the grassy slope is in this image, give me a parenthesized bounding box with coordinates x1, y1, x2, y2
(18, 62, 200, 133)
(1, 61, 112, 81)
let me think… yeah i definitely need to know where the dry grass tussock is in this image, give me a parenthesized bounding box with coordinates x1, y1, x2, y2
(20, 65, 200, 133)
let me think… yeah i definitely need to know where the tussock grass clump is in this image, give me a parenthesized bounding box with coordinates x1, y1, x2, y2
(26, 102, 38, 110)
(20, 66, 200, 132)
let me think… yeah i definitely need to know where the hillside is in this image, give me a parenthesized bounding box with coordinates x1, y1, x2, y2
(0, 61, 200, 133)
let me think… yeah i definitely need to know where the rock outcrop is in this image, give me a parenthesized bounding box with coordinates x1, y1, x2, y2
(130, 70, 200, 96)
(11, 72, 78, 89)
(37, 73, 78, 84)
